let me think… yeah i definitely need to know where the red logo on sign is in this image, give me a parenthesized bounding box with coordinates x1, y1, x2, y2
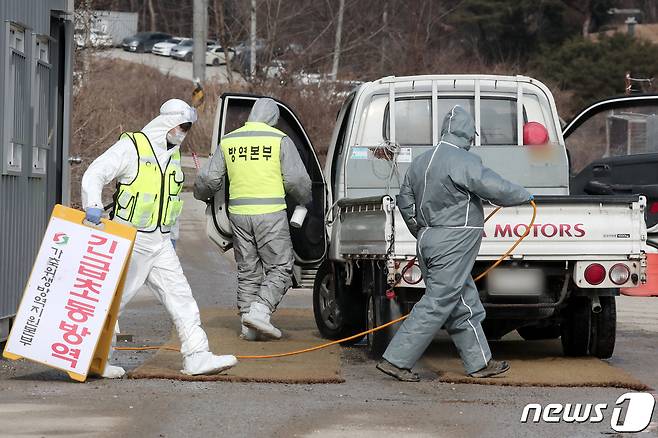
(53, 233, 69, 245)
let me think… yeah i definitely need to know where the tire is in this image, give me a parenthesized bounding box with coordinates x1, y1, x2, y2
(589, 296, 616, 359)
(184, 52, 192, 62)
(312, 261, 365, 345)
(560, 293, 616, 358)
(561, 296, 591, 356)
(212, 58, 220, 66)
(517, 325, 561, 340)
(365, 263, 400, 358)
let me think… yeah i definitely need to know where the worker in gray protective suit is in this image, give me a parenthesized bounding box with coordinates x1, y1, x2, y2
(194, 98, 312, 341)
(377, 105, 533, 382)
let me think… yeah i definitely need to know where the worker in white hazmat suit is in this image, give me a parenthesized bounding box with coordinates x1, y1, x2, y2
(194, 98, 312, 341)
(377, 105, 533, 382)
(82, 98, 238, 378)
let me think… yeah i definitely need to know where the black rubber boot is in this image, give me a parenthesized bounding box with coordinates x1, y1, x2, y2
(469, 360, 510, 378)
(376, 359, 420, 382)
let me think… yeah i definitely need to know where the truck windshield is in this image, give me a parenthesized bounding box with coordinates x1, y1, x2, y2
(357, 94, 554, 147)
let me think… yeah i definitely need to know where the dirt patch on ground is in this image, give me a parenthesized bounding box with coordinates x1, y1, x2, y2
(129, 308, 343, 383)
(421, 338, 647, 390)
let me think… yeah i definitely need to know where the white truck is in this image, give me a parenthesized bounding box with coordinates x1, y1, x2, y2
(205, 75, 651, 359)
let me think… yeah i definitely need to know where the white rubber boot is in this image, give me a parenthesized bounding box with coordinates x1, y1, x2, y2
(101, 364, 126, 379)
(240, 323, 259, 341)
(242, 302, 282, 339)
(182, 351, 237, 376)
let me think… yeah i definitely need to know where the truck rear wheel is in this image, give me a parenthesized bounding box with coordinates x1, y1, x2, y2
(366, 295, 393, 357)
(312, 261, 365, 345)
(365, 263, 401, 358)
(560, 294, 616, 358)
(589, 296, 616, 359)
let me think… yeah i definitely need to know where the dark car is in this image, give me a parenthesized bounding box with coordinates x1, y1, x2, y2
(121, 32, 172, 53)
(232, 39, 268, 75)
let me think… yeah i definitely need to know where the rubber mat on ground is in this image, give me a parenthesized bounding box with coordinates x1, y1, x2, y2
(421, 338, 647, 390)
(128, 308, 343, 383)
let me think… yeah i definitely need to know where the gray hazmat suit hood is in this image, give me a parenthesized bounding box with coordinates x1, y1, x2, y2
(247, 98, 280, 126)
(440, 105, 475, 151)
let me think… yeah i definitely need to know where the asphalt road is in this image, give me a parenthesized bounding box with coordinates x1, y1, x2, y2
(95, 48, 244, 83)
(1, 191, 657, 437)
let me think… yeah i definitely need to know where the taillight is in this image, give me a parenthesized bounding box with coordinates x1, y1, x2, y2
(402, 262, 423, 285)
(584, 263, 606, 285)
(609, 263, 631, 285)
(650, 202, 658, 214)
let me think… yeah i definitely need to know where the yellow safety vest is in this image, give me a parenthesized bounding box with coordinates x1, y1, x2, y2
(112, 132, 184, 232)
(220, 121, 286, 215)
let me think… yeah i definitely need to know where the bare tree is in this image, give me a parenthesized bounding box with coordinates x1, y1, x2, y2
(330, 0, 345, 80)
(380, 0, 388, 71)
(561, 0, 593, 37)
(147, 0, 156, 31)
(78, 0, 94, 87)
(212, 0, 234, 83)
(250, 0, 257, 78)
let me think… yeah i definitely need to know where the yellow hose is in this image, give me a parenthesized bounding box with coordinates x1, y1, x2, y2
(115, 200, 537, 360)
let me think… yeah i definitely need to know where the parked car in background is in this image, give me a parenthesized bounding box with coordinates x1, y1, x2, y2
(152, 37, 184, 56)
(172, 39, 216, 61)
(205, 45, 235, 66)
(121, 31, 172, 52)
(233, 39, 268, 75)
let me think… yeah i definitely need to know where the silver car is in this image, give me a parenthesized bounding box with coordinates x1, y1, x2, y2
(152, 37, 184, 56)
(171, 39, 216, 62)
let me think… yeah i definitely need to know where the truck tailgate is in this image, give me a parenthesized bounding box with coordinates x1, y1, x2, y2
(393, 195, 647, 261)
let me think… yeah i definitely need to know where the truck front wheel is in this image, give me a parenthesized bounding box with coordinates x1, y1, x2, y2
(312, 261, 365, 344)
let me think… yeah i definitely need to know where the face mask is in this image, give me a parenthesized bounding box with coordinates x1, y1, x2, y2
(166, 128, 186, 145)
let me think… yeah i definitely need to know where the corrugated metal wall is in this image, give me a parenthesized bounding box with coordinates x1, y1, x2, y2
(0, 0, 73, 326)
(0, 177, 48, 320)
(0, 1, 73, 36)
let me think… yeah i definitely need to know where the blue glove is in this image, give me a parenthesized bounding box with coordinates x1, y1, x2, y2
(528, 195, 535, 202)
(85, 207, 103, 225)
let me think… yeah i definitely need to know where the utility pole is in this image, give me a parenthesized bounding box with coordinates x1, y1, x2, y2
(250, 0, 257, 78)
(193, 0, 208, 83)
(330, 0, 345, 81)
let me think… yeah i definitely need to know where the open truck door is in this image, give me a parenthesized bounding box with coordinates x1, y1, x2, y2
(205, 93, 327, 269)
(564, 94, 658, 296)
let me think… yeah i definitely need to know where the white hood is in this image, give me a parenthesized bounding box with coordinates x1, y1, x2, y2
(141, 98, 198, 165)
